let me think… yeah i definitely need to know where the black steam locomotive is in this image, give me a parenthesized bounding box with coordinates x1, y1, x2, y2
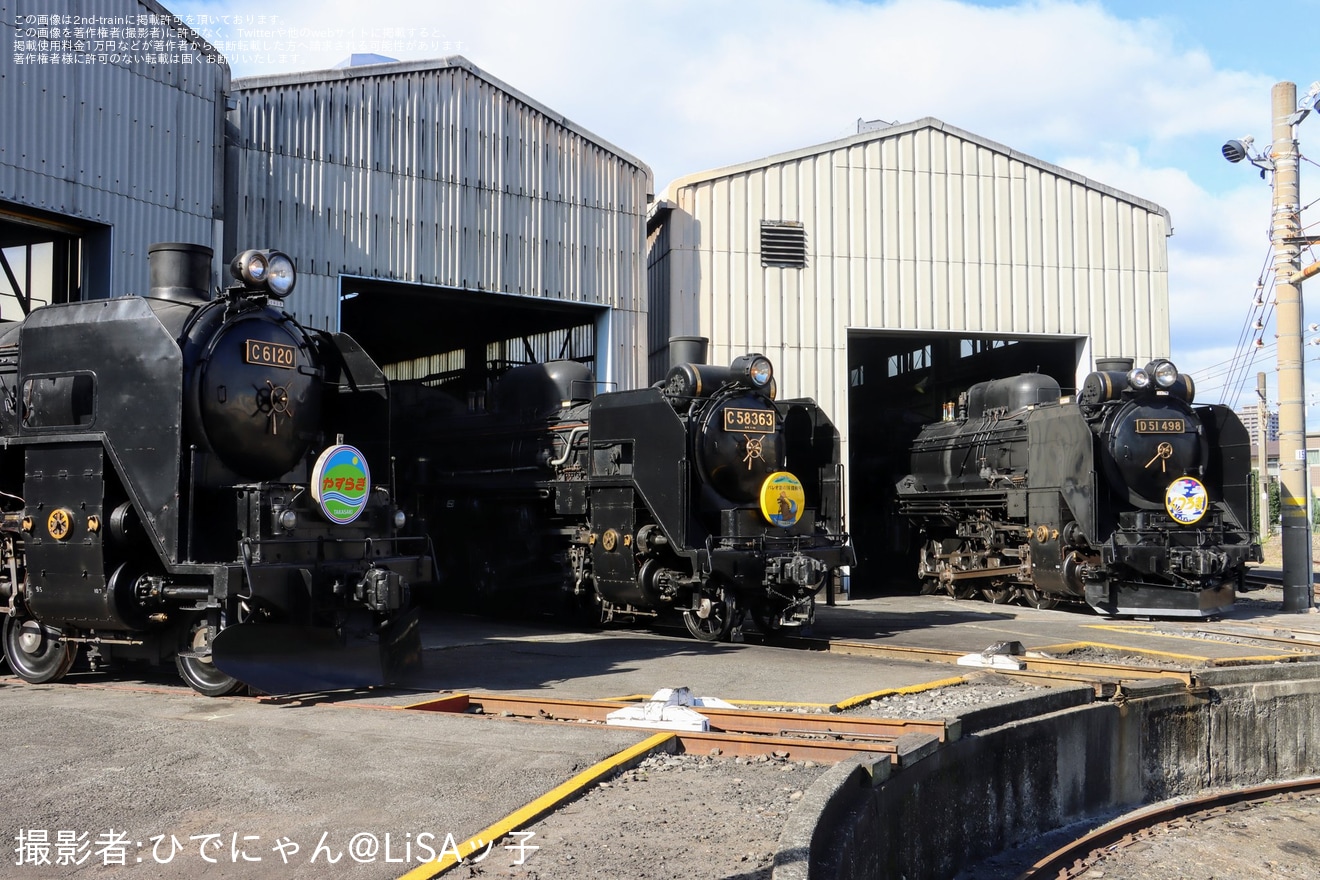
(0, 243, 429, 695)
(398, 342, 853, 640)
(896, 358, 1259, 617)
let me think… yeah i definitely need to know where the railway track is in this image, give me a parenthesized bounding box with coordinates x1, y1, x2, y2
(1018, 777, 1320, 879)
(404, 692, 947, 763)
(1244, 567, 1284, 588)
(783, 635, 1205, 693)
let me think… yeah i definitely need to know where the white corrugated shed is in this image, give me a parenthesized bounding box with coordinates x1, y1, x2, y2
(229, 57, 652, 389)
(648, 118, 1171, 417)
(0, 0, 228, 301)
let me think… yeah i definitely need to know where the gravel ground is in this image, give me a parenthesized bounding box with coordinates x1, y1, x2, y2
(458, 753, 826, 880)
(849, 673, 1046, 718)
(1067, 792, 1320, 880)
(449, 676, 1049, 880)
(959, 791, 1320, 879)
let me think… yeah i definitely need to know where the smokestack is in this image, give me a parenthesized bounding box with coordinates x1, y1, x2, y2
(668, 335, 709, 368)
(148, 242, 214, 303)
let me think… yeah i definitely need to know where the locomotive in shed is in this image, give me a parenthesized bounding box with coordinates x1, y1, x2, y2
(896, 358, 1260, 617)
(0, 243, 429, 695)
(397, 340, 854, 640)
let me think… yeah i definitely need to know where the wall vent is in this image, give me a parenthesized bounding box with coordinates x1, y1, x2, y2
(760, 221, 807, 268)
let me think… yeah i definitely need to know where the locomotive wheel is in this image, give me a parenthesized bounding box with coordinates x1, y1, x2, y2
(3, 613, 76, 684)
(683, 590, 735, 642)
(981, 583, 1012, 604)
(1020, 588, 1059, 611)
(175, 615, 244, 697)
(945, 581, 976, 601)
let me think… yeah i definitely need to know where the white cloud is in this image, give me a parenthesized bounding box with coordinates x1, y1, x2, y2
(178, 0, 1300, 407)
(189, 0, 1274, 185)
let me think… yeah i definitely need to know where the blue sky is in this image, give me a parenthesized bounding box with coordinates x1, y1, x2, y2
(168, 0, 1320, 413)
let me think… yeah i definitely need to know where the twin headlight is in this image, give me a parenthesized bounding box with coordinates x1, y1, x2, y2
(230, 249, 297, 298)
(1126, 359, 1180, 391)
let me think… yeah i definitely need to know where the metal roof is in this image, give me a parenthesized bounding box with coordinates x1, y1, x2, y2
(655, 117, 1170, 228)
(232, 55, 652, 183)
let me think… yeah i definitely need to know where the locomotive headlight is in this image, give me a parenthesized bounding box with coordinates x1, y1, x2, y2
(278, 508, 298, 530)
(230, 249, 269, 285)
(1152, 360, 1179, 388)
(393, 509, 407, 529)
(730, 354, 774, 388)
(265, 252, 297, 298)
(230, 249, 297, 297)
(1127, 368, 1151, 390)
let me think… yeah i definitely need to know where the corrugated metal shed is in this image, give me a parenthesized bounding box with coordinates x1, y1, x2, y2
(228, 57, 653, 388)
(0, 0, 228, 300)
(647, 118, 1172, 416)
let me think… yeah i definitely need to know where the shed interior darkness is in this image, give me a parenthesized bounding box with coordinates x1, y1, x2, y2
(338, 278, 604, 404)
(846, 331, 1085, 595)
(0, 203, 112, 316)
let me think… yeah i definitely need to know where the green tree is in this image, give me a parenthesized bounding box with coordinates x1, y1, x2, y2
(1269, 477, 1280, 528)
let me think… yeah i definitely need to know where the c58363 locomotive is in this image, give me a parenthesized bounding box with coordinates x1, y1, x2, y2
(0, 243, 429, 695)
(398, 344, 853, 641)
(895, 358, 1260, 617)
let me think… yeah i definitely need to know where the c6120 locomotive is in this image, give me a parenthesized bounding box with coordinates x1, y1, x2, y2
(895, 358, 1259, 617)
(398, 343, 853, 640)
(0, 243, 429, 695)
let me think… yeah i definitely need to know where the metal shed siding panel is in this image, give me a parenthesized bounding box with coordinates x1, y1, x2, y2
(0, 0, 226, 297)
(230, 61, 649, 386)
(653, 119, 1170, 428)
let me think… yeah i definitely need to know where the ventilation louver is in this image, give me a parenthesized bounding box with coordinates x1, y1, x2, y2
(760, 221, 806, 268)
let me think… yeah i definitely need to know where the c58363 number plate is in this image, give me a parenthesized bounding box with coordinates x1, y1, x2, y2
(723, 407, 775, 433)
(244, 339, 296, 369)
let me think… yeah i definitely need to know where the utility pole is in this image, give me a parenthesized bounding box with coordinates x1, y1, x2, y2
(1258, 371, 1270, 543)
(1270, 81, 1314, 612)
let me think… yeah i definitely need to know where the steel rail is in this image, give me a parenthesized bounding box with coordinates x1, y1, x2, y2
(1017, 776, 1320, 879)
(403, 692, 946, 761)
(784, 637, 1201, 686)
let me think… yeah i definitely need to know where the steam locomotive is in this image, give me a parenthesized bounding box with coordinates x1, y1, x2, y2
(397, 341, 853, 640)
(0, 243, 429, 695)
(895, 358, 1260, 617)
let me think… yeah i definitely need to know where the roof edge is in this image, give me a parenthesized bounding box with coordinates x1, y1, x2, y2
(655, 117, 1170, 226)
(231, 55, 653, 185)
(144, 0, 229, 69)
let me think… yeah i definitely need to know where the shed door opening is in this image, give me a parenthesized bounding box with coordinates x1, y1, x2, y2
(846, 331, 1086, 596)
(338, 278, 606, 409)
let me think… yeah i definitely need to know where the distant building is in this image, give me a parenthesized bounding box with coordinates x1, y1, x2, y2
(1238, 408, 1280, 443)
(0, 0, 227, 312)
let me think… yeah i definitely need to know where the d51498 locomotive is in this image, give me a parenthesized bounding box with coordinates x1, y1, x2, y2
(0, 243, 429, 695)
(399, 342, 853, 640)
(895, 358, 1260, 617)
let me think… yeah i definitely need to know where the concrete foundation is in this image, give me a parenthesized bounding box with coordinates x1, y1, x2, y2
(780, 662, 1320, 880)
